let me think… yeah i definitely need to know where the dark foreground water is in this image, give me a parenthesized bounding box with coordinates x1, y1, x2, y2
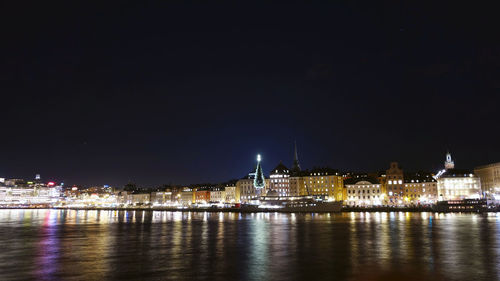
(0, 210, 499, 281)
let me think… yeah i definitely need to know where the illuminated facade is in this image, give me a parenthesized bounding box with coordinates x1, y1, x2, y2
(151, 191, 172, 205)
(269, 162, 291, 196)
(436, 152, 482, 200)
(474, 162, 500, 197)
(224, 185, 239, 203)
(237, 177, 270, 203)
(289, 168, 344, 200)
(345, 177, 383, 206)
(403, 174, 438, 205)
(180, 189, 195, 205)
(195, 189, 210, 203)
(209, 188, 226, 203)
(386, 162, 405, 205)
(0, 178, 61, 205)
(437, 170, 481, 200)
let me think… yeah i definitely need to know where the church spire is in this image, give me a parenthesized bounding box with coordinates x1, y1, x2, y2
(292, 141, 301, 172)
(444, 150, 455, 170)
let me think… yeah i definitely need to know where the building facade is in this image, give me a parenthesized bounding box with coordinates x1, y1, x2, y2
(474, 162, 500, 197)
(269, 162, 291, 196)
(437, 170, 481, 200)
(345, 177, 383, 206)
(299, 168, 344, 200)
(404, 173, 438, 205)
(436, 152, 482, 200)
(386, 162, 405, 205)
(209, 187, 226, 203)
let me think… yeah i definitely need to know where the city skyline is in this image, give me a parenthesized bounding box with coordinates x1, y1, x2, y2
(0, 148, 489, 189)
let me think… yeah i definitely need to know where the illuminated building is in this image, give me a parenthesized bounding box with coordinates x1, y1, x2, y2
(403, 173, 438, 205)
(180, 189, 195, 205)
(436, 152, 481, 200)
(474, 162, 500, 198)
(209, 187, 225, 203)
(297, 168, 344, 200)
(437, 170, 481, 200)
(237, 176, 270, 203)
(345, 177, 382, 206)
(0, 180, 61, 205)
(269, 162, 290, 196)
(118, 191, 150, 206)
(224, 185, 239, 203)
(386, 162, 405, 205)
(195, 189, 210, 203)
(151, 191, 172, 205)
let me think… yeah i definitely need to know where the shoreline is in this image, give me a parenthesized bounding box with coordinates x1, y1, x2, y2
(0, 206, 497, 213)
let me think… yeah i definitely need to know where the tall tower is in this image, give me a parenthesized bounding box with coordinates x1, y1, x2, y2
(253, 154, 266, 189)
(292, 141, 301, 173)
(444, 151, 455, 170)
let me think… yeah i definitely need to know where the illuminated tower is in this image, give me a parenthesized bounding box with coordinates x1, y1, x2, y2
(253, 154, 266, 189)
(291, 141, 301, 173)
(444, 151, 455, 170)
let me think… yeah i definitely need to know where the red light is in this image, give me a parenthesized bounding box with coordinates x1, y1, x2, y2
(48, 182, 55, 186)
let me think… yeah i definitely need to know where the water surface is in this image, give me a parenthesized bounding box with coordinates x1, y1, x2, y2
(0, 210, 499, 281)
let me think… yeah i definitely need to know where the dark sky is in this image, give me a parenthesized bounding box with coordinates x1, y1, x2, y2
(1, 2, 499, 187)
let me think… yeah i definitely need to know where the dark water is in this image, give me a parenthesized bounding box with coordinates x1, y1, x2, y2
(0, 210, 499, 281)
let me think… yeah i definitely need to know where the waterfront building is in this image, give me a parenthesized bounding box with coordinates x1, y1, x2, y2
(237, 177, 255, 203)
(474, 162, 500, 198)
(0, 180, 61, 205)
(237, 176, 270, 203)
(180, 189, 195, 205)
(127, 193, 150, 205)
(299, 168, 344, 200)
(437, 169, 481, 200)
(345, 177, 383, 206)
(288, 176, 303, 196)
(209, 187, 226, 203)
(403, 173, 438, 205)
(386, 162, 405, 205)
(224, 185, 239, 203)
(269, 162, 291, 196)
(151, 191, 172, 205)
(436, 152, 481, 200)
(195, 189, 210, 204)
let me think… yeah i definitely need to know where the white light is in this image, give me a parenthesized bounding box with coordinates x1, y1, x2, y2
(257, 154, 261, 162)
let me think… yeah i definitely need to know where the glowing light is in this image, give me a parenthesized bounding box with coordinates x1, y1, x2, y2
(48, 182, 55, 186)
(257, 154, 261, 162)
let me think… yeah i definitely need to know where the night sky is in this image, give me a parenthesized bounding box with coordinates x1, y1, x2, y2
(1, 2, 499, 187)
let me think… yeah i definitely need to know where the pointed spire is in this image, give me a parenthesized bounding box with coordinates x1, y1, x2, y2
(292, 141, 301, 173)
(444, 150, 455, 170)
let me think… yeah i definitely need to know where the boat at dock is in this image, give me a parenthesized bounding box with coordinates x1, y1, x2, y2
(242, 194, 343, 212)
(433, 199, 489, 212)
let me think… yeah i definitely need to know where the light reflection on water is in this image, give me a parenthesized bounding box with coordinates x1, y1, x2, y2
(0, 210, 499, 281)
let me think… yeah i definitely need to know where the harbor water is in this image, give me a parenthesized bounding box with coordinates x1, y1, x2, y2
(0, 209, 499, 281)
